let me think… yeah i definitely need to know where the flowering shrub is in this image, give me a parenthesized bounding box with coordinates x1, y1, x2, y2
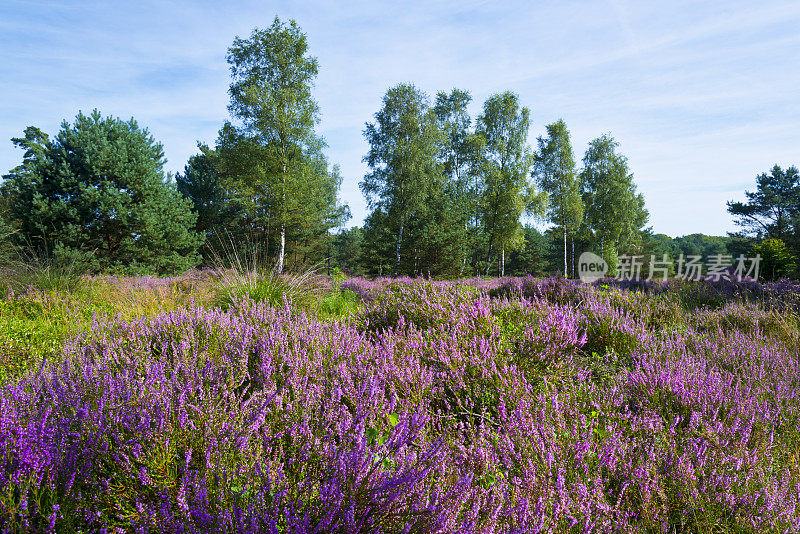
(1, 277, 799, 532)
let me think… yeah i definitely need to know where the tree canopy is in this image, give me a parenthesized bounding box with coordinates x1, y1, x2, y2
(0, 19, 671, 280)
(476, 91, 545, 275)
(1, 111, 202, 274)
(579, 133, 648, 272)
(219, 17, 347, 273)
(727, 165, 799, 242)
(534, 119, 583, 277)
(361, 83, 443, 276)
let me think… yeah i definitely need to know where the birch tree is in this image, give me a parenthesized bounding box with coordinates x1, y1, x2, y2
(222, 18, 322, 273)
(476, 92, 545, 275)
(360, 83, 442, 277)
(580, 134, 648, 269)
(534, 119, 583, 277)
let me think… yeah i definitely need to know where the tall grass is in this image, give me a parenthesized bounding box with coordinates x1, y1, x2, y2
(206, 233, 346, 315)
(1, 250, 86, 297)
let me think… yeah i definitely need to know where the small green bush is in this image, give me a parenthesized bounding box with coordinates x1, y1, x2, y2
(314, 289, 362, 320)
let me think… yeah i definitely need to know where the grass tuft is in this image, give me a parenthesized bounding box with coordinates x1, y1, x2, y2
(2, 253, 86, 296)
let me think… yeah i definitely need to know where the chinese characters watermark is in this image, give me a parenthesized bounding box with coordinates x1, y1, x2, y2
(578, 252, 761, 283)
(616, 253, 761, 282)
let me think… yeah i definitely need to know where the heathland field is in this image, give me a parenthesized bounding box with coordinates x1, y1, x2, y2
(2, 272, 800, 532)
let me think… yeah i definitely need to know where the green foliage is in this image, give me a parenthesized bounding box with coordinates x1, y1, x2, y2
(476, 91, 545, 275)
(726, 164, 800, 281)
(753, 238, 797, 280)
(534, 119, 584, 277)
(505, 226, 550, 276)
(580, 311, 642, 360)
(1, 111, 202, 274)
(360, 209, 396, 277)
(0, 272, 215, 383)
(352, 88, 656, 280)
(208, 237, 360, 316)
(0, 213, 16, 267)
(361, 83, 445, 276)
(214, 272, 312, 310)
(0, 298, 76, 382)
(725, 234, 758, 262)
(176, 145, 236, 242)
(727, 165, 799, 243)
(358, 86, 507, 278)
(580, 134, 648, 266)
(332, 227, 365, 275)
(4, 254, 85, 295)
(210, 241, 320, 310)
(431, 89, 484, 276)
(314, 289, 362, 320)
(219, 18, 349, 274)
(674, 233, 730, 258)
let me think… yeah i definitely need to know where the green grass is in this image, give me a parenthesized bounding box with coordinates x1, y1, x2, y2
(2, 252, 86, 295)
(214, 273, 363, 320)
(213, 271, 316, 310)
(313, 288, 362, 319)
(0, 300, 70, 381)
(0, 264, 363, 384)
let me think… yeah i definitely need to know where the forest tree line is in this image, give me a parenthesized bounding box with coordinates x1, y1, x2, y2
(1, 17, 797, 280)
(351, 85, 648, 278)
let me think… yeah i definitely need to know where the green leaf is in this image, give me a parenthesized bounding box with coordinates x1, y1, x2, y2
(388, 413, 400, 427)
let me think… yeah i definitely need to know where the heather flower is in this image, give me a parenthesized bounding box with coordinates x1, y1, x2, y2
(0, 276, 798, 531)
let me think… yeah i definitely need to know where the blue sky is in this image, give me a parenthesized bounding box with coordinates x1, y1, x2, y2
(1, 0, 798, 237)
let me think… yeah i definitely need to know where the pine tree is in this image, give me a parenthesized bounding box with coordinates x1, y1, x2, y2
(1, 111, 202, 274)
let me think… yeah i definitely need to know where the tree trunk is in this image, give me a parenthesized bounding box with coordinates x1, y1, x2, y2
(563, 226, 567, 278)
(484, 180, 502, 277)
(501, 248, 505, 277)
(394, 215, 404, 277)
(571, 237, 575, 279)
(276, 224, 286, 274)
(459, 222, 468, 277)
(264, 221, 269, 261)
(276, 164, 287, 274)
(484, 230, 495, 276)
